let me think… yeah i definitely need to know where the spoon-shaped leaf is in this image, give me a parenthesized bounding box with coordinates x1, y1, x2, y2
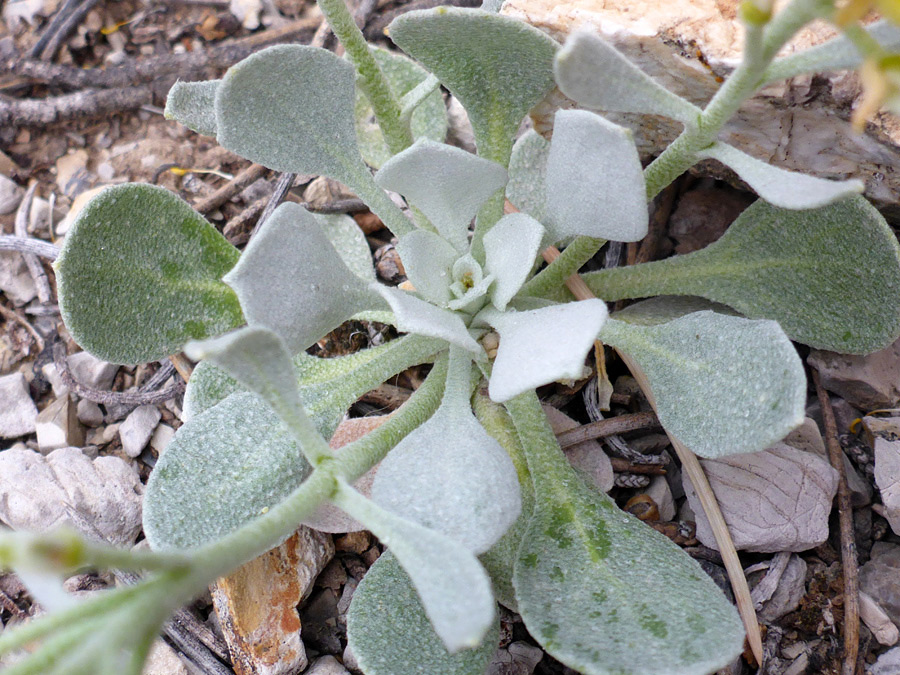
(477, 299, 608, 403)
(555, 29, 702, 125)
(389, 7, 558, 164)
(483, 213, 544, 311)
(165, 80, 219, 136)
(55, 183, 243, 365)
(371, 346, 521, 553)
(224, 202, 385, 354)
(601, 309, 806, 458)
(334, 483, 496, 652)
(395, 230, 458, 305)
(316, 213, 377, 281)
(583, 196, 900, 353)
(375, 139, 508, 251)
(546, 110, 648, 243)
(507, 130, 550, 222)
(699, 142, 864, 209)
(348, 550, 499, 675)
(144, 392, 312, 551)
(505, 392, 745, 675)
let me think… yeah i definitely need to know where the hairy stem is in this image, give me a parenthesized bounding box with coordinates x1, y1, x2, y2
(519, 236, 604, 298)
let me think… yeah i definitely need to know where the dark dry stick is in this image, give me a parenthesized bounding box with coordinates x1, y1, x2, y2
(635, 178, 680, 265)
(812, 367, 860, 675)
(194, 164, 269, 214)
(0, 86, 153, 127)
(0, 303, 44, 352)
(251, 172, 297, 238)
(609, 458, 667, 475)
(39, 0, 103, 61)
(358, 382, 412, 410)
(14, 183, 52, 303)
(555, 411, 661, 449)
(28, 0, 82, 58)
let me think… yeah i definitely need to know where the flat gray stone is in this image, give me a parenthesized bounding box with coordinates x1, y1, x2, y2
(35, 396, 84, 454)
(75, 399, 103, 427)
(860, 543, 900, 630)
(0, 174, 23, 215)
(871, 646, 900, 675)
(487, 641, 544, 675)
(808, 339, 900, 410)
(67, 351, 118, 390)
(119, 404, 161, 458)
(0, 372, 37, 438)
(0, 251, 37, 306)
(306, 655, 350, 675)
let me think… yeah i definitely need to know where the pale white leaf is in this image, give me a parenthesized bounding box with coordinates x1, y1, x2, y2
(165, 80, 219, 137)
(546, 110, 648, 243)
(507, 130, 550, 221)
(16, 570, 74, 612)
(554, 29, 701, 125)
(483, 213, 544, 310)
(334, 483, 496, 652)
(699, 142, 864, 210)
(395, 230, 458, 305)
(478, 300, 608, 402)
(316, 213, 376, 281)
(375, 139, 508, 251)
(223, 203, 384, 353)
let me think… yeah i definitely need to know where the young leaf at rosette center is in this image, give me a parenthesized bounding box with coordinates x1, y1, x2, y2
(545, 109, 648, 244)
(395, 230, 459, 305)
(165, 79, 219, 137)
(355, 47, 448, 170)
(505, 392, 745, 675)
(483, 212, 544, 311)
(215, 45, 366, 184)
(507, 130, 550, 222)
(315, 213, 377, 281)
(375, 138, 509, 252)
(55, 183, 243, 365)
(698, 142, 864, 210)
(348, 550, 500, 675)
(144, 391, 312, 550)
(334, 483, 496, 652)
(224, 202, 386, 354)
(371, 346, 522, 554)
(476, 299, 608, 403)
(554, 29, 701, 126)
(388, 7, 558, 165)
(601, 310, 806, 458)
(582, 195, 900, 353)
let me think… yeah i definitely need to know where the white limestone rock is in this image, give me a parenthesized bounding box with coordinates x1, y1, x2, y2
(142, 640, 189, 675)
(862, 416, 900, 535)
(35, 396, 84, 453)
(0, 372, 37, 438)
(306, 655, 350, 675)
(0, 174, 23, 215)
(67, 351, 119, 390)
(119, 405, 162, 458)
(0, 251, 37, 306)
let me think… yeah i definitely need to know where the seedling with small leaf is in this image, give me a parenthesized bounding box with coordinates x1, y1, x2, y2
(4, 1, 900, 674)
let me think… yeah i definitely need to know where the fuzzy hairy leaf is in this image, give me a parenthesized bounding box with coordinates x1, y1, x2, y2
(334, 484, 496, 652)
(224, 202, 384, 353)
(395, 230, 458, 305)
(55, 184, 243, 365)
(505, 393, 745, 675)
(699, 142, 863, 209)
(583, 196, 900, 353)
(316, 213, 377, 281)
(144, 392, 312, 550)
(483, 213, 544, 311)
(507, 130, 550, 222)
(355, 47, 448, 169)
(348, 551, 499, 675)
(389, 7, 558, 164)
(478, 300, 607, 402)
(554, 29, 701, 125)
(165, 80, 219, 136)
(183, 334, 443, 438)
(375, 139, 508, 251)
(601, 310, 806, 458)
(546, 110, 648, 243)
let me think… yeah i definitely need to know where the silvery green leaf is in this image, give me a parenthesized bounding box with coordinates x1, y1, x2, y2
(144, 392, 312, 550)
(184, 334, 443, 437)
(15, 571, 74, 612)
(372, 348, 521, 553)
(507, 130, 550, 221)
(215, 45, 365, 184)
(334, 484, 496, 652)
(763, 20, 900, 84)
(164, 80, 219, 136)
(348, 551, 499, 675)
(699, 142, 864, 209)
(612, 295, 738, 325)
(583, 196, 900, 354)
(601, 311, 805, 458)
(315, 213, 376, 281)
(478, 300, 608, 402)
(396, 230, 458, 305)
(389, 7, 558, 164)
(224, 202, 384, 353)
(546, 110, 648, 243)
(372, 285, 482, 354)
(554, 29, 701, 125)
(355, 47, 448, 170)
(504, 393, 745, 675)
(375, 139, 508, 251)
(483, 213, 544, 310)
(55, 184, 243, 365)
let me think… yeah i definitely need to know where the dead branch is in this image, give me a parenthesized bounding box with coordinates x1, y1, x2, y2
(0, 86, 153, 127)
(0, 235, 60, 260)
(14, 183, 52, 303)
(194, 164, 269, 214)
(555, 411, 661, 449)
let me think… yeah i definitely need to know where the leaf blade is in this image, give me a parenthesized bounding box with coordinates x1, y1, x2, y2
(165, 80, 219, 137)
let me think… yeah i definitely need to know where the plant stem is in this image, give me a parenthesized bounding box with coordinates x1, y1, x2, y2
(519, 236, 604, 298)
(317, 0, 412, 154)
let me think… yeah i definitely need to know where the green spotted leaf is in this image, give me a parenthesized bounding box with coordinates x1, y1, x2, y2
(389, 7, 558, 165)
(505, 393, 744, 675)
(348, 550, 499, 675)
(507, 130, 550, 222)
(165, 80, 219, 137)
(55, 184, 243, 365)
(583, 196, 900, 353)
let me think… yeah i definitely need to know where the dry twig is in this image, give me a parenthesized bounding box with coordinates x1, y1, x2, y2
(0, 235, 60, 260)
(14, 183, 52, 303)
(194, 164, 269, 214)
(555, 411, 660, 449)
